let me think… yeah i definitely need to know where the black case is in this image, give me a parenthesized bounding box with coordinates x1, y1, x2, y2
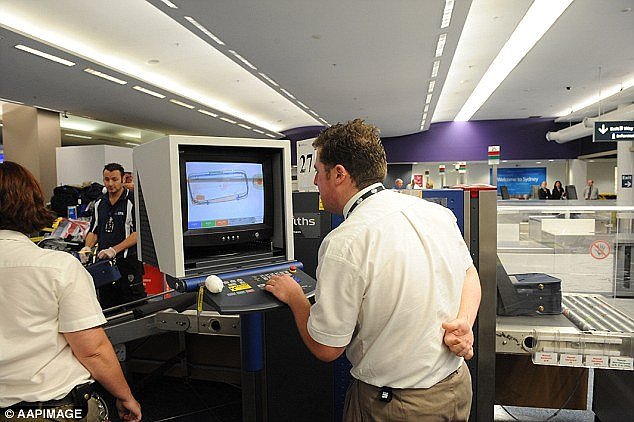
(497, 258, 562, 316)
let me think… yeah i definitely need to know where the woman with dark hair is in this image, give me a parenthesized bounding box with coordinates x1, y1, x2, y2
(0, 161, 141, 421)
(551, 180, 566, 200)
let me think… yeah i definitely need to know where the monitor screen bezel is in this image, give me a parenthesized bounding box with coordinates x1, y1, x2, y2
(179, 145, 275, 247)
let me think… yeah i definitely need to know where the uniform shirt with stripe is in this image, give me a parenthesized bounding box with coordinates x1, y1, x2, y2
(89, 189, 136, 258)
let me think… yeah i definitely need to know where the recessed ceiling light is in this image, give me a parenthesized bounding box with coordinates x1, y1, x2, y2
(280, 88, 296, 99)
(197, 109, 218, 117)
(228, 50, 257, 70)
(84, 68, 127, 85)
(147, 59, 160, 65)
(431, 60, 440, 78)
(435, 33, 447, 57)
(184, 16, 225, 45)
(548, 159, 555, 162)
(502, 160, 508, 163)
(455, 0, 573, 121)
(441, 0, 455, 29)
(14, 44, 75, 66)
(169, 99, 195, 109)
(220, 117, 237, 124)
(258, 72, 279, 87)
(158, 0, 178, 8)
(66, 133, 92, 139)
(536, 161, 542, 164)
(132, 85, 165, 98)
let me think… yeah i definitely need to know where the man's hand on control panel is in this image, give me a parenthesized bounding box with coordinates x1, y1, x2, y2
(264, 274, 304, 305)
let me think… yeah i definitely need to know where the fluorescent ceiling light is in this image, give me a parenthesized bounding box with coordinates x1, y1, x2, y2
(120, 131, 141, 139)
(266, 133, 276, 138)
(125, 142, 139, 147)
(169, 99, 195, 109)
(253, 129, 265, 134)
(431, 60, 440, 78)
(184, 16, 225, 45)
(258, 72, 279, 87)
(280, 89, 296, 99)
(319, 118, 329, 125)
(60, 120, 97, 131)
(84, 68, 127, 85)
(424, 104, 429, 112)
(428, 81, 436, 93)
(425, 93, 433, 104)
(228, 50, 257, 70)
(238, 123, 251, 130)
(556, 76, 634, 116)
(14, 44, 75, 66)
(159, 0, 178, 8)
(455, 0, 573, 121)
(197, 109, 218, 117)
(66, 133, 92, 139)
(220, 117, 236, 124)
(422, 113, 428, 120)
(435, 34, 447, 57)
(297, 101, 309, 109)
(441, 0, 455, 29)
(132, 85, 165, 98)
(308, 110, 319, 117)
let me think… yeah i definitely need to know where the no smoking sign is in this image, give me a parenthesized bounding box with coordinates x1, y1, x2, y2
(589, 240, 611, 260)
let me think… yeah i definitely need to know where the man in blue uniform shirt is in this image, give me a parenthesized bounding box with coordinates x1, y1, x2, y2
(81, 163, 146, 309)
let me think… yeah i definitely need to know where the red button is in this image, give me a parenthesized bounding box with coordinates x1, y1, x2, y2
(289, 265, 297, 273)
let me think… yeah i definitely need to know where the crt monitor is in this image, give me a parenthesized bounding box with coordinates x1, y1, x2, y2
(179, 145, 275, 249)
(134, 135, 294, 279)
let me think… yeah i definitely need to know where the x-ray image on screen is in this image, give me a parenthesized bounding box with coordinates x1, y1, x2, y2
(186, 162, 264, 230)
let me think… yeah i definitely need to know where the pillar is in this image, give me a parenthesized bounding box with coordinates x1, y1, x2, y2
(2, 103, 61, 200)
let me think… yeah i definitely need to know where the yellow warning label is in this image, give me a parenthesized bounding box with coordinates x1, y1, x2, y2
(228, 283, 252, 292)
(318, 196, 324, 210)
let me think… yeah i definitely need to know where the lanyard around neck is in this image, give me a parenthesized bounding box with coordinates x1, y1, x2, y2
(346, 185, 385, 218)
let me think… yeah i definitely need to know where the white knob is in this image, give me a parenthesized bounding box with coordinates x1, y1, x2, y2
(205, 275, 224, 293)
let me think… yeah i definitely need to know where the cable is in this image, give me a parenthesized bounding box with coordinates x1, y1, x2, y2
(545, 368, 586, 421)
(495, 368, 586, 421)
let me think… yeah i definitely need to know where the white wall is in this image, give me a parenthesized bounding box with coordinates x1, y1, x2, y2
(56, 145, 133, 186)
(587, 159, 617, 194)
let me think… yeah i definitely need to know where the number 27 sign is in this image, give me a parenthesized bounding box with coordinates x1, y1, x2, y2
(296, 138, 318, 192)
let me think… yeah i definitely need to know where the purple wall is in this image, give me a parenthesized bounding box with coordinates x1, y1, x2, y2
(382, 118, 614, 162)
(282, 125, 325, 165)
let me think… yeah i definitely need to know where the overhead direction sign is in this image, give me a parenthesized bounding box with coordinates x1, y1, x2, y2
(623, 175, 632, 188)
(593, 121, 634, 142)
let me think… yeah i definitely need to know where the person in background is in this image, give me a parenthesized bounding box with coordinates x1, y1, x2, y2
(0, 161, 141, 421)
(393, 178, 404, 190)
(80, 163, 146, 310)
(122, 171, 134, 192)
(551, 180, 565, 200)
(583, 179, 599, 200)
(538, 181, 551, 200)
(264, 119, 481, 421)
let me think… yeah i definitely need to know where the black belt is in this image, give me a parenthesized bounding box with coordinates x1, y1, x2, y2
(2, 382, 92, 410)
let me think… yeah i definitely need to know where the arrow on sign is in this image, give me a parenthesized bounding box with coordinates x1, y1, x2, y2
(625, 180, 632, 188)
(598, 124, 608, 134)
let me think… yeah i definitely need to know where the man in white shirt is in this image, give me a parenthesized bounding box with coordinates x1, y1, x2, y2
(265, 120, 480, 421)
(583, 179, 599, 200)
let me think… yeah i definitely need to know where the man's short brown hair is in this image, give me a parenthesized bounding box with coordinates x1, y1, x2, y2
(0, 161, 54, 234)
(312, 119, 387, 189)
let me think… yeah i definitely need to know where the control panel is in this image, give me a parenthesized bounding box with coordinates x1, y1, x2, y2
(167, 261, 317, 314)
